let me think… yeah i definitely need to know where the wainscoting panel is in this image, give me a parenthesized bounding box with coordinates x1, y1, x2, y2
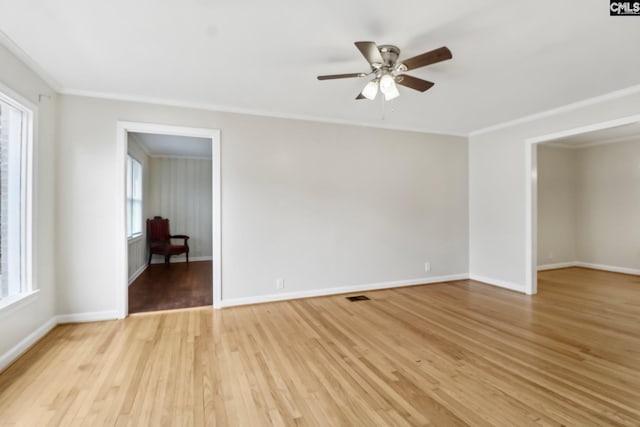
(128, 238, 147, 283)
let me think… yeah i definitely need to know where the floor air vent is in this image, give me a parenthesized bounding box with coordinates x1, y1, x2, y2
(346, 295, 370, 302)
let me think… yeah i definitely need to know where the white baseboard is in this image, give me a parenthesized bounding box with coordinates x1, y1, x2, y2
(537, 261, 578, 271)
(0, 317, 57, 372)
(128, 264, 148, 285)
(220, 273, 470, 308)
(469, 274, 525, 293)
(56, 310, 119, 324)
(149, 255, 212, 265)
(537, 261, 640, 276)
(574, 262, 640, 276)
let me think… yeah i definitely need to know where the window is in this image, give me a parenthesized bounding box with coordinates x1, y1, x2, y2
(0, 89, 33, 304)
(126, 155, 143, 238)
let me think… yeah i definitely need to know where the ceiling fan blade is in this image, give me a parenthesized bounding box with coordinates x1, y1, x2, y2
(354, 41, 384, 66)
(401, 46, 452, 71)
(396, 75, 435, 92)
(317, 73, 367, 80)
(356, 93, 365, 100)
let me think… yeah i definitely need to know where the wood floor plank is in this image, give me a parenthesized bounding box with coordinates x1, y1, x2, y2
(128, 261, 212, 313)
(1, 267, 639, 426)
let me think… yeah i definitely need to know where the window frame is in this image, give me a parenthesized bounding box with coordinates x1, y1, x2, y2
(0, 82, 36, 312)
(126, 154, 143, 240)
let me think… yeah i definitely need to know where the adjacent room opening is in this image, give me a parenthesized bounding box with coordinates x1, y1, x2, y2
(126, 132, 213, 313)
(527, 115, 640, 294)
(116, 122, 221, 318)
(537, 122, 640, 274)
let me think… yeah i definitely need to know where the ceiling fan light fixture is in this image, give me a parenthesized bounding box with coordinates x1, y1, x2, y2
(379, 73, 396, 94)
(383, 84, 400, 101)
(317, 41, 451, 102)
(362, 79, 379, 100)
(380, 73, 399, 100)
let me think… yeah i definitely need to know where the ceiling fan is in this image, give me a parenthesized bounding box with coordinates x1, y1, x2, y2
(317, 41, 452, 101)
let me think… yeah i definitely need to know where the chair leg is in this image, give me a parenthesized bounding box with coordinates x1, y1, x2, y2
(186, 252, 189, 263)
(165, 255, 169, 264)
(148, 252, 152, 266)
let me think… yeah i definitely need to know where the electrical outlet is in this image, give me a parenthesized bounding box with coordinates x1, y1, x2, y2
(276, 278, 284, 289)
(424, 262, 431, 272)
(548, 251, 554, 260)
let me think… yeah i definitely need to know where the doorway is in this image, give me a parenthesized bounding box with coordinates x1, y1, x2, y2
(116, 122, 221, 318)
(525, 114, 640, 295)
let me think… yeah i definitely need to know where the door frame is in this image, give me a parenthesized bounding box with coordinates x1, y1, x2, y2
(524, 113, 640, 295)
(116, 121, 222, 317)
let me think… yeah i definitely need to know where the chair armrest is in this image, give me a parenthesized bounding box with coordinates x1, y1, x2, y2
(170, 234, 190, 240)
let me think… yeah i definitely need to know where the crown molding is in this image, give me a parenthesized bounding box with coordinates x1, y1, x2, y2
(0, 29, 61, 91)
(540, 129, 640, 149)
(127, 132, 153, 157)
(59, 88, 468, 138)
(538, 141, 576, 149)
(149, 154, 212, 160)
(577, 133, 640, 148)
(469, 84, 640, 137)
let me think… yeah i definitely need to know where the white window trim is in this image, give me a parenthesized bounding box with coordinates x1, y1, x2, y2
(126, 155, 143, 240)
(128, 234, 144, 243)
(0, 289, 39, 318)
(0, 81, 37, 311)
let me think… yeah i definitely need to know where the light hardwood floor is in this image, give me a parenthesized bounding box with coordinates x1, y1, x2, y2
(1, 267, 639, 426)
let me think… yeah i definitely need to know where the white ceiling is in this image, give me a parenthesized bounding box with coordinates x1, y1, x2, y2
(545, 121, 640, 148)
(131, 132, 211, 159)
(1, 0, 639, 135)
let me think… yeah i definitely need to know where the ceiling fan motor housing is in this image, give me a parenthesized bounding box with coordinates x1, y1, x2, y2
(377, 45, 400, 69)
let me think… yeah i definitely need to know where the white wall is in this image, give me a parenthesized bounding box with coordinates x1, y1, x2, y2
(0, 44, 57, 362)
(126, 134, 149, 281)
(576, 139, 640, 270)
(537, 140, 640, 272)
(56, 94, 468, 313)
(148, 156, 212, 262)
(537, 145, 577, 265)
(469, 88, 640, 291)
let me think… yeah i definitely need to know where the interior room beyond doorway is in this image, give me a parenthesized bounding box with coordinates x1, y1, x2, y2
(126, 131, 214, 313)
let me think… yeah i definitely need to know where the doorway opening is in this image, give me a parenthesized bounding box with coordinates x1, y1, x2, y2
(116, 122, 221, 318)
(525, 114, 640, 295)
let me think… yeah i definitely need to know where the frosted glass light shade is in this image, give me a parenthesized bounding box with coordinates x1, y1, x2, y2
(383, 84, 400, 100)
(362, 80, 378, 100)
(379, 73, 395, 93)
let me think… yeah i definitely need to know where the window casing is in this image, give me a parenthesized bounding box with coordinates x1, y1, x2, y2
(0, 88, 34, 305)
(126, 155, 143, 239)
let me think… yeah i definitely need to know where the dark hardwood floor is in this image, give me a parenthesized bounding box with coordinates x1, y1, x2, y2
(128, 260, 212, 313)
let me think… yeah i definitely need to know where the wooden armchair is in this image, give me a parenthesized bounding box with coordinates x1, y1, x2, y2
(147, 216, 190, 265)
